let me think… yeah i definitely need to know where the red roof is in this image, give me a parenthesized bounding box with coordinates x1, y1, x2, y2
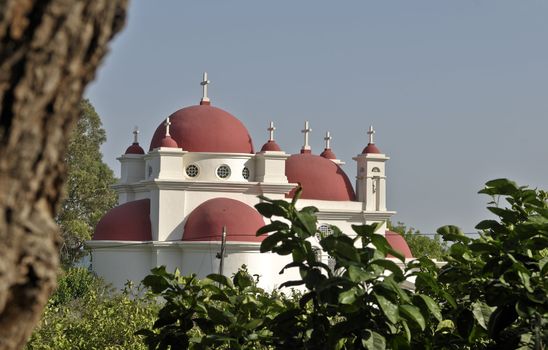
(158, 135, 179, 148)
(260, 140, 282, 152)
(183, 198, 265, 242)
(93, 199, 152, 241)
(149, 105, 254, 153)
(385, 231, 413, 258)
(125, 143, 145, 155)
(285, 153, 356, 201)
(320, 148, 336, 160)
(362, 143, 381, 154)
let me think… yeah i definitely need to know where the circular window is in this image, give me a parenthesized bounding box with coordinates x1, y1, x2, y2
(216, 165, 231, 179)
(186, 164, 199, 178)
(242, 167, 250, 179)
(316, 224, 334, 240)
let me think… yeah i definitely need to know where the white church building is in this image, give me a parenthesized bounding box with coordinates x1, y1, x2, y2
(87, 73, 412, 290)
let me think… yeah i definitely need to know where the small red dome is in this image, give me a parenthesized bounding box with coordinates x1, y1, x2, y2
(149, 105, 254, 153)
(320, 148, 336, 160)
(183, 198, 265, 242)
(260, 140, 282, 152)
(385, 231, 413, 258)
(93, 199, 152, 241)
(285, 154, 356, 201)
(125, 143, 145, 155)
(159, 135, 179, 148)
(362, 143, 381, 154)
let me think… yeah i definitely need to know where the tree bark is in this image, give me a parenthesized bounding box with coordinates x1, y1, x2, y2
(0, 1, 127, 348)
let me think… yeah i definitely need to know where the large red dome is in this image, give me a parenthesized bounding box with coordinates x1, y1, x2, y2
(149, 105, 254, 153)
(183, 198, 265, 242)
(385, 231, 413, 258)
(93, 199, 152, 241)
(285, 154, 356, 201)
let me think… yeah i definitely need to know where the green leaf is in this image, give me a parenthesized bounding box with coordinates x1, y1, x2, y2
(374, 292, 399, 324)
(399, 305, 426, 331)
(415, 294, 442, 322)
(321, 236, 360, 262)
(348, 265, 375, 283)
(475, 220, 500, 230)
(362, 330, 386, 350)
(338, 288, 357, 304)
(255, 202, 274, 218)
(481, 178, 518, 195)
(369, 259, 405, 281)
(206, 274, 233, 288)
(259, 231, 285, 253)
(472, 301, 494, 330)
(437, 225, 470, 243)
(256, 221, 288, 236)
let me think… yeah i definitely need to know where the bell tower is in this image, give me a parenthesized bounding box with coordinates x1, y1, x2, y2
(353, 126, 389, 212)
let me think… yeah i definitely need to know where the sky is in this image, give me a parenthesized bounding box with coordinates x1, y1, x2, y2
(85, 1, 548, 234)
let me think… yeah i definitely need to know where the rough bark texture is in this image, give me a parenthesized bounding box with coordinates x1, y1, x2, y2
(0, 1, 127, 348)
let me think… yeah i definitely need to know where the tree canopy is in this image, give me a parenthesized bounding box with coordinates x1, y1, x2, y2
(56, 99, 118, 267)
(388, 221, 447, 260)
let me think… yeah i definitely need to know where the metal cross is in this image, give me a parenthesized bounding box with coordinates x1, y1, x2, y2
(133, 126, 139, 144)
(164, 117, 171, 137)
(324, 131, 332, 149)
(200, 72, 210, 102)
(267, 121, 276, 141)
(301, 121, 312, 150)
(367, 125, 375, 144)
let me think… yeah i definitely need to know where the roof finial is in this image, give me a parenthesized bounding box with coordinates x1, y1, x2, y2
(267, 121, 276, 141)
(200, 72, 211, 104)
(164, 117, 172, 137)
(324, 131, 332, 149)
(367, 125, 375, 144)
(133, 126, 140, 144)
(301, 121, 312, 152)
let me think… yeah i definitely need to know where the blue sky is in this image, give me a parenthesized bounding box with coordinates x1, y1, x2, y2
(86, 1, 548, 233)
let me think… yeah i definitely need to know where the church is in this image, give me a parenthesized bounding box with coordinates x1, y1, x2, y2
(87, 73, 412, 290)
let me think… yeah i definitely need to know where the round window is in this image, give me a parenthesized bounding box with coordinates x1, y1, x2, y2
(316, 224, 334, 240)
(242, 167, 250, 179)
(216, 165, 231, 179)
(186, 164, 199, 178)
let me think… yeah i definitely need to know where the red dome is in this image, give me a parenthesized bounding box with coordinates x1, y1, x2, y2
(385, 231, 413, 258)
(285, 154, 356, 201)
(260, 140, 282, 152)
(362, 143, 381, 154)
(93, 199, 152, 241)
(149, 105, 254, 153)
(320, 148, 336, 160)
(125, 143, 145, 155)
(183, 198, 265, 242)
(159, 135, 179, 148)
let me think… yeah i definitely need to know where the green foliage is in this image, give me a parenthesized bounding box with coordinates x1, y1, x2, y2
(388, 221, 447, 259)
(27, 268, 158, 350)
(57, 99, 117, 267)
(139, 180, 547, 349)
(412, 179, 548, 349)
(138, 266, 295, 349)
(139, 190, 444, 350)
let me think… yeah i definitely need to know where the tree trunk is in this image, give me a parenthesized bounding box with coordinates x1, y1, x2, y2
(0, 1, 127, 348)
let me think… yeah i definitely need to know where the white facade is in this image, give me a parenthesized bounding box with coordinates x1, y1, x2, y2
(87, 81, 402, 291)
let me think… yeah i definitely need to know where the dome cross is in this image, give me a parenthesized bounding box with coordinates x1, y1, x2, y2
(200, 72, 211, 103)
(301, 121, 312, 151)
(367, 125, 375, 144)
(324, 131, 332, 149)
(164, 117, 172, 137)
(133, 126, 140, 144)
(267, 121, 276, 141)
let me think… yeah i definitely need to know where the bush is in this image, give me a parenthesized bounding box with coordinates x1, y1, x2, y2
(27, 268, 159, 350)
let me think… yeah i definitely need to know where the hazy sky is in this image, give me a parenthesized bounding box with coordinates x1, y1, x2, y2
(86, 1, 548, 234)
